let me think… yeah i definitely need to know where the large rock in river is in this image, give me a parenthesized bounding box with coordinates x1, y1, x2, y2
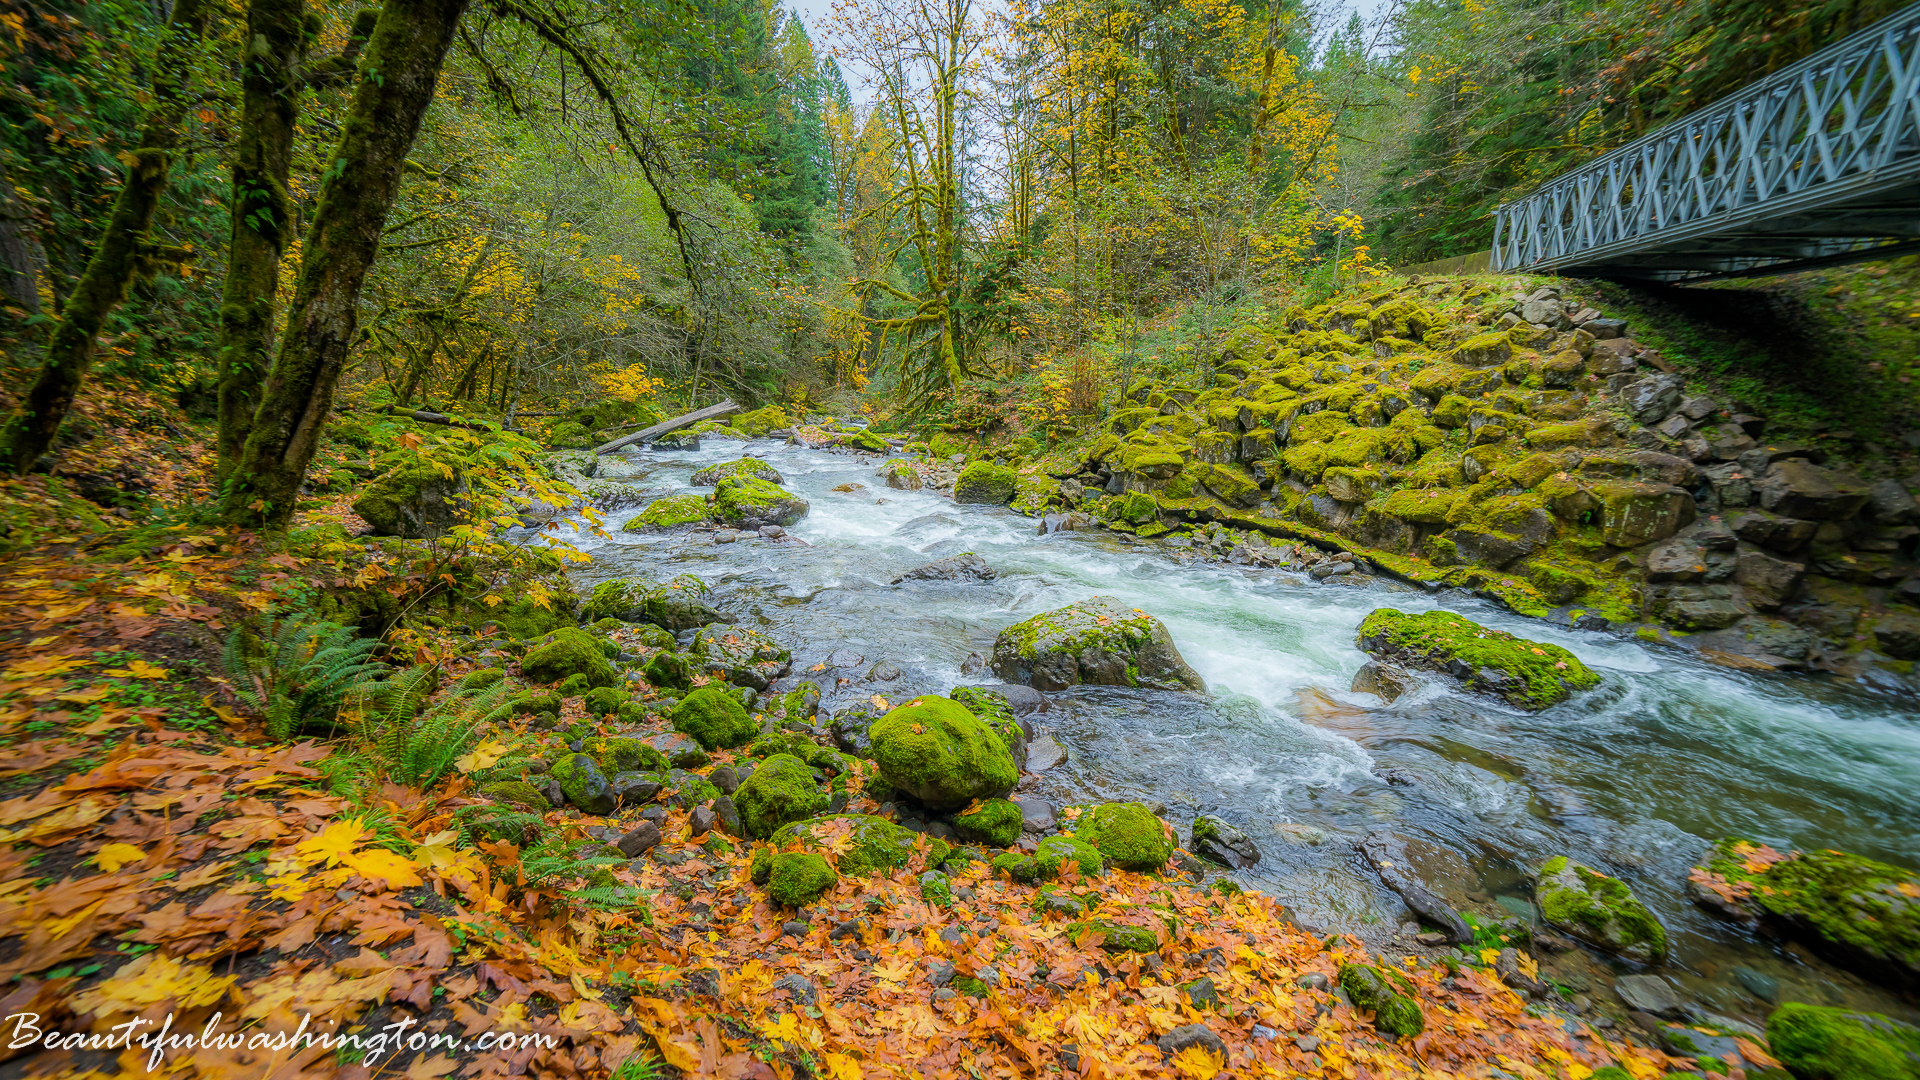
(1688, 837, 1920, 992)
(1354, 608, 1598, 710)
(581, 574, 728, 630)
(991, 596, 1205, 693)
(1536, 855, 1666, 963)
(691, 457, 784, 487)
(712, 474, 809, 527)
(869, 694, 1017, 810)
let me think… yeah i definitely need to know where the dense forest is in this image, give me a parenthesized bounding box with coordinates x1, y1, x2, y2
(1, 0, 1918, 1077)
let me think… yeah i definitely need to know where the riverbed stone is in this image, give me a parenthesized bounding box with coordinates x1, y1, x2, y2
(892, 553, 998, 583)
(580, 574, 727, 631)
(1536, 855, 1666, 963)
(1076, 802, 1174, 871)
(1766, 1002, 1920, 1079)
(1338, 964, 1424, 1037)
(691, 625, 791, 691)
(1191, 815, 1260, 869)
(1355, 609, 1599, 710)
(733, 754, 830, 838)
(991, 596, 1205, 693)
(954, 462, 1017, 504)
(670, 685, 757, 750)
(1613, 974, 1684, 1019)
(521, 627, 620, 689)
(690, 457, 784, 486)
(550, 753, 615, 815)
(1351, 660, 1415, 703)
(712, 474, 809, 527)
(869, 694, 1018, 810)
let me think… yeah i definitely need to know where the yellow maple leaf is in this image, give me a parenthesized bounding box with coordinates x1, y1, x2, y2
(872, 960, 913, 983)
(1479, 948, 1500, 966)
(870, 694, 890, 710)
(342, 846, 425, 890)
(295, 818, 369, 867)
(94, 843, 145, 872)
(56, 685, 113, 703)
(1514, 949, 1540, 982)
(1171, 1045, 1224, 1080)
(5, 654, 89, 678)
(70, 953, 236, 1017)
(40, 599, 91, 619)
(455, 738, 509, 773)
(103, 659, 168, 680)
(821, 1052, 863, 1080)
(412, 829, 463, 871)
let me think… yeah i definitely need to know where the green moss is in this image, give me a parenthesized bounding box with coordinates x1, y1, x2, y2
(1064, 919, 1158, 954)
(582, 736, 668, 775)
(712, 474, 809, 527)
(1074, 802, 1173, 871)
(1291, 410, 1355, 443)
(766, 851, 838, 906)
(480, 781, 551, 811)
(868, 695, 1018, 811)
(954, 799, 1023, 848)
(624, 493, 710, 530)
(1355, 609, 1601, 710)
(670, 685, 757, 750)
(729, 405, 792, 437)
(1767, 1002, 1920, 1080)
(733, 754, 829, 838)
(550, 753, 615, 815)
(352, 458, 468, 537)
(921, 869, 952, 906)
(990, 834, 1106, 883)
(1432, 394, 1473, 428)
(954, 461, 1018, 504)
(1375, 488, 1460, 524)
(1010, 473, 1062, 516)
(947, 687, 1024, 765)
(765, 814, 952, 877)
(459, 667, 506, 691)
(1529, 564, 1595, 604)
(1338, 964, 1425, 1037)
(1536, 855, 1667, 962)
(580, 574, 722, 631)
(1692, 838, 1920, 978)
(521, 628, 619, 689)
(690, 457, 785, 486)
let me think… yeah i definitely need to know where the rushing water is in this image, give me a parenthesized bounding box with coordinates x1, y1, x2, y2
(541, 438, 1920, 1023)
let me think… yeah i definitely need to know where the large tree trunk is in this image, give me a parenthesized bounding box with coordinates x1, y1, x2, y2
(0, 0, 211, 473)
(220, 0, 471, 529)
(215, 0, 306, 483)
(0, 161, 47, 314)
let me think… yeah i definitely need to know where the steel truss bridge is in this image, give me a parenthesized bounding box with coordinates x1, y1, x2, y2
(1491, 3, 1920, 282)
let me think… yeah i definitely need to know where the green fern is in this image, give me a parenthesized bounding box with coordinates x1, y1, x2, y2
(225, 616, 384, 741)
(350, 668, 501, 788)
(519, 832, 636, 910)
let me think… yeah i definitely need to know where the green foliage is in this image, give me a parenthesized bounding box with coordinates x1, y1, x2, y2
(224, 615, 384, 741)
(349, 669, 502, 788)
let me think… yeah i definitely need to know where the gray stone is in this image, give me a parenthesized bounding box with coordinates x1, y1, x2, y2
(1157, 1024, 1227, 1058)
(780, 921, 809, 939)
(1679, 396, 1717, 421)
(1614, 974, 1685, 1019)
(1580, 317, 1628, 339)
(1730, 509, 1817, 552)
(1732, 965, 1779, 1003)
(1758, 459, 1872, 521)
(927, 958, 956, 987)
(708, 766, 741, 795)
(615, 820, 662, 857)
(1734, 547, 1804, 608)
(643, 731, 711, 770)
(1868, 478, 1920, 524)
(1013, 797, 1057, 832)
(1645, 540, 1707, 583)
(610, 773, 664, 805)
(1621, 374, 1683, 424)
(892, 553, 998, 584)
(710, 795, 742, 837)
(689, 805, 718, 836)
(867, 660, 903, 681)
(773, 974, 817, 1006)
(1654, 414, 1692, 440)
(713, 529, 739, 544)
(1192, 815, 1261, 869)
(759, 524, 786, 539)
(1359, 829, 1471, 943)
(1351, 659, 1416, 703)
(1296, 972, 1331, 991)
(990, 595, 1206, 693)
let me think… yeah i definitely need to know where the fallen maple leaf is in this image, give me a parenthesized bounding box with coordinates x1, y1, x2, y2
(94, 842, 145, 872)
(103, 659, 168, 680)
(1171, 1045, 1225, 1079)
(70, 952, 236, 1017)
(456, 738, 509, 773)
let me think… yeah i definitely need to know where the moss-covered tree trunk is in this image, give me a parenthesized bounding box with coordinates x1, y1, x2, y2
(215, 0, 306, 484)
(0, 0, 211, 473)
(219, 0, 471, 529)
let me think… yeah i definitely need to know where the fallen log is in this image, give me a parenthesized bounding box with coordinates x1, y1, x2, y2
(378, 405, 496, 432)
(593, 399, 740, 456)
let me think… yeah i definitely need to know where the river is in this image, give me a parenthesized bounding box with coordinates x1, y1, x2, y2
(538, 437, 1920, 1026)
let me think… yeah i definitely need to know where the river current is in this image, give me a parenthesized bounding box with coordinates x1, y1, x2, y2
(537, 438, 1920, 1024)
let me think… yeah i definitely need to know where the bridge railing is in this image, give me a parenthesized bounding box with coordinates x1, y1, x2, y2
(1491, 3, 1920, 280)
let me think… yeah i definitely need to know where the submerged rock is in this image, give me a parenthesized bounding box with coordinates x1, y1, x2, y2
(1351, 660, 1415, 703)
(892, 553, 998, 584)
(1359, 829, 1470, 943)
(1191, 815, 1260, 869)
(1535, 855, 1666, 963)
(1354, 609, 1599, 710)
(1687, 837, 1920, 991)
(991, 596, 1206, 693)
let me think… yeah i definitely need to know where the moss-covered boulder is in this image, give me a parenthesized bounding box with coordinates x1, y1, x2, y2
(954, 799, 1023, 847)
(690, 458, 785, 486)
(954, 462, 1017, 505)
(1767, 1002, 1920, 1079)
(1075, 802, 1174, 871)
(1536, 856, 1666, 962)
(752, 814, 953, 879)
(1687, 838, 1920, 991)
(1338, 964, 1425, 1037)
(550, 753, 615, 815)
(643, 650, 695, 691)
(733, 754, 829, 838)
(670, 685, 757, 750)
(1354, 609, 1599, 710)
(728, 405, 791, 438)
(459, 667, 506, 691)
(990, 596, 1206, 693)
(692, 625, 792, 691)
(580, 574, 726, 631)
(581, 686, 626, 717)
(1064, 919, 1159, 954)
(712, 474, 809, 527)
(991, 834, 1107, 883)
(947, 686, 1028, 771)
(622, 494, 710, 531)
(765, 852, 838, 906)
(869, 695, 1018, 811)
(521, 628, 619, 689)
(582, 736, 669, 776)
(353, 459, 469, 539)
(480, 781, 551, 811)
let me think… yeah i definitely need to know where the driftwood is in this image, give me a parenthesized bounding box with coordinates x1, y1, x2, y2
(593, 399, 739, 455)
(379, 405, 496, 432)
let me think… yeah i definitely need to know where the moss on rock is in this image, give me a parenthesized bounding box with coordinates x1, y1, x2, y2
(1339, 964, 1425, 1037)
(733, 754, 829, 838)
(1075, 802, 1173, 871)
(624, 493, 710, 531)
(480, 781, 551, 811)
(1355, 608, 1599, 710)
(550, 753, 615, 815)
(954, 462, 1018, 504)
(761, 814, 953, 877)
(581, 574, 725, 631)
(670, 685, 758, 750)
(954, 799, 1023, 848)
(1536, 855, 1666, 962)
(1064, 919, 1159, 954)
(990, 834, 1106, 883)
(521, 628, 619, 689)
(582, 736, 669, 775)
(1766, 1002, 1920, 1080)
(946, 686, 1027, 771)
(690, 458, 784, 486)
(990, 596, 1206, 693)
(766, 851, 838, 906)
(353, 459, 470, 539)
(869, 695, 1018, 811)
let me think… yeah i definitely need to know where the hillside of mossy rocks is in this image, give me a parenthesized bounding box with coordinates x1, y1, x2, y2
(915, 277, 1920, 693)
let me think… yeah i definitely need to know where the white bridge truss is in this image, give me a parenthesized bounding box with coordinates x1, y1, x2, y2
(1491, 3, 1920, 282)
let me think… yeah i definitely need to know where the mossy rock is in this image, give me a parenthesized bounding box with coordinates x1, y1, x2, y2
(582, 736, 668, 775)
(509, 692, 562, 716)
(712, 474, 809, 527)
(754, 814, 953, 878)
(691, 625, 791, 691)
(556, 673, 592, 697)
(765, 851, 838, 906)
(1338, 964, 1424, 1037)
(869, 695, 1018, 811)
(581, 686, 625, 717)
(733, 754, 830, 838)
(1355, 609, 1599, 710)
(920, 869, 952, 906)
(459, 667, 506, 691)
(1074, 802, 1173, 871)
(623, 494, 710, 531)
(1536, 856, 1666, 962)
(643, 651, 695, 691)
(1766, 1002, 1920, 1080)
(990, 834, 1106, 883)
(990, 596, 1206, 693)
(1688, 838, 1920, 990)
(729, 405, 793, 438)
(480, 781, 551, 812)
(844, 428, 888, 452)
(954, 799, 1023, 848)
(580, 574, 726, 631)
(670, 686, 757, 750)
(352, 459, 469, 539)
(954, 462, 1018, 504)
(690, 458, 785, 486)
(550, 753, 615, 815)
(522, 628, 619, 689)
(946, 686, 1027, 770)
(1063, 918, 1158, 954)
